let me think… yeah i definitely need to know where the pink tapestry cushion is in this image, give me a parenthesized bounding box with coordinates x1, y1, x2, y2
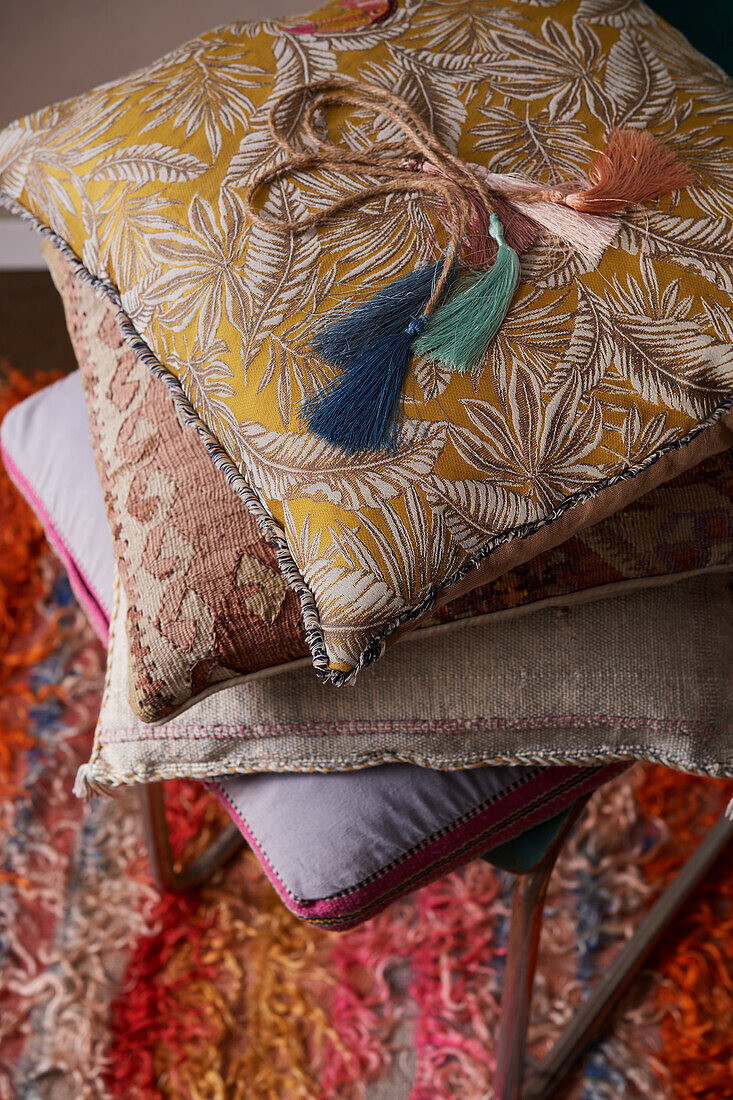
(0, 371, 113, 643)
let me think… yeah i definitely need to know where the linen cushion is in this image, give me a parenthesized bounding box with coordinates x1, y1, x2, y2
(212, 761, 625, 929)
(79, 570, 733, 795)
(2, 0, 733, 685)
(0, 372, 112, 643)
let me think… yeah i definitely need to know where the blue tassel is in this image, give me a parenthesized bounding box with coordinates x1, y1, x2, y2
(311, 260, 450, 368)
(413, 214, 520, 372)
(303, 317, 426, 454)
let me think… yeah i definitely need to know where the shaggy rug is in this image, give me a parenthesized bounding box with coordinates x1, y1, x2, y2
(1, 368, 733, 1100)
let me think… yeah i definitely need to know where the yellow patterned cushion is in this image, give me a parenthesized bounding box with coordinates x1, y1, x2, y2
(2, 0, 733, 681)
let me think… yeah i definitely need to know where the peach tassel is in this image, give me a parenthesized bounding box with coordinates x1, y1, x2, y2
(564, 129, 694, 214)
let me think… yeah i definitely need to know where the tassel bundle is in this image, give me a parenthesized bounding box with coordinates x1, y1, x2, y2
(243, 78, 692, 455)
(470, 166, 620, 266)
(564, 128, 693, 213)
(311, 259, 452, 370)
(413, 215, 520, 372)
(304, 318, 426, 453)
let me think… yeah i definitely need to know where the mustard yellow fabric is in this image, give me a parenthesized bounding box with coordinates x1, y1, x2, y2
(2, 0, 733, 677)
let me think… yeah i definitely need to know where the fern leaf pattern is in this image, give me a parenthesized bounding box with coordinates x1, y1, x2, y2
(4, 0, 733, 674)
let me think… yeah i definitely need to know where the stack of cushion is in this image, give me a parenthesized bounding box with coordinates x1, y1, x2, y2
(2, 0, 733, 923)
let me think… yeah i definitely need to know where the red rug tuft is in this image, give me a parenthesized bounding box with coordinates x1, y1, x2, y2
(1, 369, 732, 1100)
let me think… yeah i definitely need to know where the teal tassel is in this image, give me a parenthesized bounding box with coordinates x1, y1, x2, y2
(412, 214, 520, 372)
(311, 260, 453, 368)
(303, 317, 426, 454)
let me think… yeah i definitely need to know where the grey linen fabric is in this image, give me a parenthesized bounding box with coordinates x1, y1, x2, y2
(76, 571, 733, 794)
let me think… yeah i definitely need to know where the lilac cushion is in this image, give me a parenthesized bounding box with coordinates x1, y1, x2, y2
(1, 371, 113, 642)
(212, 763, 623, 929)
(3, 371, 623, 927)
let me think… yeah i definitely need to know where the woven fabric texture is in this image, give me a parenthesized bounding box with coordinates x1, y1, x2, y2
(79, 571, 733, 793)
(46, 246, 308, 721)
(2, 0, 733, 684)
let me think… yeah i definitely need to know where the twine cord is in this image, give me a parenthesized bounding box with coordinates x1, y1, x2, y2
(243, 78, 508, 316)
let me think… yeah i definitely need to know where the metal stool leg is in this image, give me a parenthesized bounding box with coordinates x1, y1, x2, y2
(524, 813, 733, 1100)
(138, 781, 245, 893)
(493, 802, 588, 1100)
(493, 845, 558, 1099)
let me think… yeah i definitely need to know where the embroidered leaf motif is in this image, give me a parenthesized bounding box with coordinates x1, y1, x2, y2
(225, 34, 338, 187)
(604, 31, 676, 127)
(144, 189, 249, 346)
(360, 52, 469, 151)
(605, 268, 733, 418)
(260, 329, 333, 431)
(644, 18, 733, 108)
(547, 283, 613, 394)
(679, 134, 733, 221)
(410, 355, 453, 403)
(241, 179, 322, 386)
(487, 286, 573, 396)
(490, 19, 611, 124)
(606, 406, 678, 469)
(451, 375, 603, 509)
(223, 119, 286, 191)
(470, 105, 591, 177)
(90, 144, 209, 184)
(403, 0, 522, 54)
(619, 212, 733, 293)
(304, 558, 405, 664)
(0, 93, 119, 236)
(131, 36, 267, 159)
(308, 488, 462, 660)
(425, 477, 539, 552)
(575, 0, 656, 27)
(84, 185, 181, 288)
(164, 335, 240, 456)
(520, 240, 596, 290)
(237, 420, 448, 511)
(290, 172, 434, 286)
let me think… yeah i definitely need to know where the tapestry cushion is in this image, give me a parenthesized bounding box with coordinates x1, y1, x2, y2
(79, 570, 733, 795)
(3, 0, 733, 685)
(3, 0, 733, 686)
(44, 246, 310, 722)
(212, 761, 626, 929)
(11, 330, 733, 721)
(0, 372, 112, 643)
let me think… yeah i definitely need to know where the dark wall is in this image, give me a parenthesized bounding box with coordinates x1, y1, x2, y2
(653, 0, 733, 75)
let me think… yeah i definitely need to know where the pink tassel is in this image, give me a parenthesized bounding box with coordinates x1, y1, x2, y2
(416, 161, 539, 267)
(472, 165, 620, 266)
(564, 129, 693, 214)
(473, 165, 619, 265)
